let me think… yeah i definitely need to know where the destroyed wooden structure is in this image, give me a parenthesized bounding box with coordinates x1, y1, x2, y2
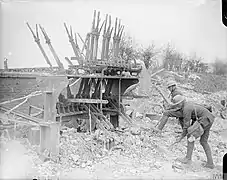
(0, 10, 162, 160)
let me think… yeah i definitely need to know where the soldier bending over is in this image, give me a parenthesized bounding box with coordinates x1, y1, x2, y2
(172, 95, 215, 169)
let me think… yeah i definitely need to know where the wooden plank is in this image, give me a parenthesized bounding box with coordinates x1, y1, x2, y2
(0, 118, 37, 126)
(102, 108, 118, 112)
(68, 98, 108, 104)
(122, 95, 150, 99)
(0, 124, 14, 130)
(0, 106, 44, 124)
(56, 111, 86, 118)
(29, 105, 44, 112)
(67, 74, 139, 79)
(0, 72, 139, 80)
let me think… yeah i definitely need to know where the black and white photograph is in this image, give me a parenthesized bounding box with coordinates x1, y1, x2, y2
(0, 0, 226, 179)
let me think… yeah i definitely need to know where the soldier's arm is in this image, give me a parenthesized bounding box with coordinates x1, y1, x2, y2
(167, 103, 177, 109)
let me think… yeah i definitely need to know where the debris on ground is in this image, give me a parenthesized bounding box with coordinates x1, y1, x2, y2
(1, 113, 225, 179)
(0, 70, 226, 179)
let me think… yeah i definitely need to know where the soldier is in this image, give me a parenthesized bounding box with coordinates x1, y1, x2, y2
(172, 95, 215, 169)
(157, 80, 184, 130)
(166, 80, 183, 103)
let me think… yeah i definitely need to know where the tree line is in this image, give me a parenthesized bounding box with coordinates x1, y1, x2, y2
(119, 35, 227, 75)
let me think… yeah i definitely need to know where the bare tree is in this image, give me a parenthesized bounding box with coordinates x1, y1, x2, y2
(119, 35, 139, 62)
(162, 43, 184, 71)
(140, 44, 160, 69)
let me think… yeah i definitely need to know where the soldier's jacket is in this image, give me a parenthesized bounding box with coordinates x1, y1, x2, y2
(167, 88, 212, 114)
(181, 101, 215, 132)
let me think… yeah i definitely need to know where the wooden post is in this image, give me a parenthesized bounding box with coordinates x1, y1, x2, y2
(91, 10, 96, 60)
(40, 125, 49, 152)
(26, 23, 53, 70)
(100, 78, 103, 112)
(105, 16, 113, 61)
(89, 105, 92, 134)
(40, 122, 60, 157)
(37, 76, 69, 159)
(101, 14, 108, 61)
(94, 11, 102, 61)
(39, 25, 64, 71)
(119, 79, 121, 110)
(86, 33, 91, 62)
(28, 106, 32, 116)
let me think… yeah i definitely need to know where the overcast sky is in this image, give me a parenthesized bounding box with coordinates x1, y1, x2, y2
(0, 0, 226, 68)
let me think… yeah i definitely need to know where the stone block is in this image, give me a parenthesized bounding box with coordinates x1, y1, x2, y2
(28, 127, 40, 145)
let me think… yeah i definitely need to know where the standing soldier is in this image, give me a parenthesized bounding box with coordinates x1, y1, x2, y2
(172, 95, 215, 169)
(156, 80, 184, 131)
(4, 58, 8, 70)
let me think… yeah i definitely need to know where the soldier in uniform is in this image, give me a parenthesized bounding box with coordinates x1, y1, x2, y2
(157, 80, 184, 130)
(166, 80, 183, 101)
(172, 95, 215, 169)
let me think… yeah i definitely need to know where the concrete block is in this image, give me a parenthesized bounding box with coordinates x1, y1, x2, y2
(28, 127, 40, 145)
(40, 122, 60, 159)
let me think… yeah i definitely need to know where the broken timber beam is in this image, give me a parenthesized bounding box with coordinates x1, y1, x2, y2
(68, 98, 108, 104)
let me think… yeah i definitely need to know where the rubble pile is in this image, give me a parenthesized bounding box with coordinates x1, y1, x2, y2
(205, 91, 227, 106)
(188, 73, 227, 93)
(1, 69, 226, 179)
(167, 71, 227, 94)
(123, 83, 166, 117)
(59, 128, 104, 169)
(124, 97, 163, 116)
(124, 70, 227, 119)
(21, 124, 166, 177)
(1, 115, 225, 179)
(58, 126, 163, 166)
(179, 85, 227, 117)
(30, 118, 225, 178)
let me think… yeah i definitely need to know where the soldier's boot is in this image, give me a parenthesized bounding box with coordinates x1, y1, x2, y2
(157, 115, 169, 131)
(200, 141, 214, 169)
(177, 141, 194, 164)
